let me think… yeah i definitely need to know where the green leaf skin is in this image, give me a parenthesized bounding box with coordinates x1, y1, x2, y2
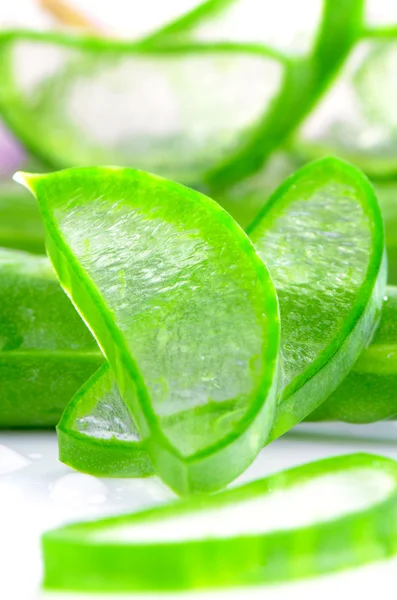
(42, 453, 397, 593)
(19, 167, 280, 495)
(247, 157, 386, 439)
(308, 286, 397, 423)
(0, 183, 45, 254)
(58, 363, 154, 477)
(0, 248, 103, 428)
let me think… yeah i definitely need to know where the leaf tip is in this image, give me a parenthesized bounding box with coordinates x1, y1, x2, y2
(13, 171, 39, 192)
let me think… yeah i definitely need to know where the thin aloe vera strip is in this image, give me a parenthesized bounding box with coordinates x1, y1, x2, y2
(297, 36, 397, 178)
(42, 453, 397, 592)
(0, 248, 103, 428)
(0, 30, 285, 187)
(248, 157, 386, 438)
(58, 363, 154, 477)
(307, 286, 397, 423)
(17, 166, 280, 494)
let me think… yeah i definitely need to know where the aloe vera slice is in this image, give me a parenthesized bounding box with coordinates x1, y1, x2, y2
(42, 453, 397, 592)
(18, 167, 280, 494)
(58, 363, 154, 477)
(0, 31, 284, 186)
(298, 37, 397, 177)
(307, 286, 397, 423)
(0, 248, 103, 428)
(248, 157, 386, 438)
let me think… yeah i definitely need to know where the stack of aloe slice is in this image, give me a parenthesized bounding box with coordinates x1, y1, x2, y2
(8, 155, 390, 590)
(2, 0, 397, 593)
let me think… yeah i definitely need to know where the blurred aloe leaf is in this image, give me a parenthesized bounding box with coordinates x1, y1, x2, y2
(0, 183, 45, 254)
(0, 31, 285, 187)
(0, 1, 363, 191)
(0, 248, 102, 428)
(297, 36, 397, 177)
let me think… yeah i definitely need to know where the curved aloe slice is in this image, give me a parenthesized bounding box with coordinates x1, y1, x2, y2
(42, 453, 397, 592)
(58, 363, 154, 477)
(0, 31, 284, 186)
(0, 248, 102, 428)
(298, 37, 397, 177)
(248, 157, 386, 438)
(308, 286, 397, 423)
(18, 166, 280, 494)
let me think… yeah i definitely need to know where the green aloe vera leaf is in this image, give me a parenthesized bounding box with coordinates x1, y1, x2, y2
(18, 167, 280, 495)
(248, 157, 386, 438)
(0, 31, 285, 188)
(0, 248, 103, 428)
(0, 182, 45, 254)
(42, 453, 397, 592)
(298, 36, 397, 178)
(58, 363, 154, 477)
(307, 286, 397, 423)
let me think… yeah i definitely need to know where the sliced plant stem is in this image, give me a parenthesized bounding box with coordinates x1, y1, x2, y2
(42, 453, 397, 592)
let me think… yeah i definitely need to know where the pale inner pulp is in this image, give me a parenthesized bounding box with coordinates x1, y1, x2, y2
(92, 467, 394, 543)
